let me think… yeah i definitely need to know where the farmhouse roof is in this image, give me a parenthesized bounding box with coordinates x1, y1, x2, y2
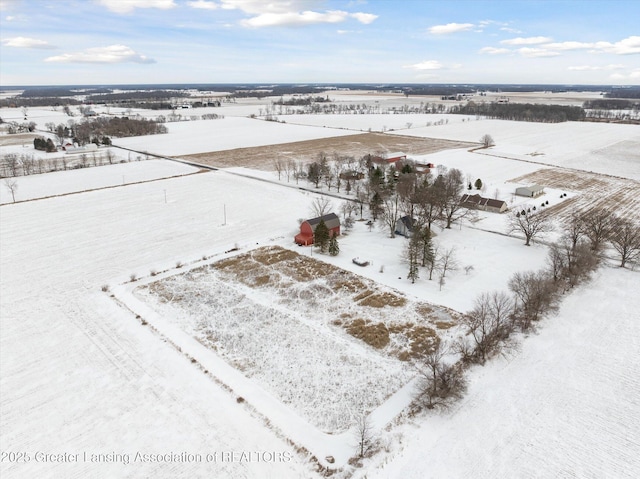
(306, 213, 340, 230)
(384, 152, 407, 160)
(397, 215, 416, 230)
(461, 194, 507, 209)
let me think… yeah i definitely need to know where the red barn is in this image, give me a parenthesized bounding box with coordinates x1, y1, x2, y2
(294, 213, 341, 246)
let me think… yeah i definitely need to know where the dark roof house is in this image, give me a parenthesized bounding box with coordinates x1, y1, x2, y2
(461, 194, 508, 213)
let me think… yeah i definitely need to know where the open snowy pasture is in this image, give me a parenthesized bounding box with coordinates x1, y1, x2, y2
(394, 119, 640, 180)
(0, 159, 199, 203)
(113, 116, 357, 157)
(276, 113, 466, 133)
(0, 171, 334, 478)
(365, 265, 640, 479)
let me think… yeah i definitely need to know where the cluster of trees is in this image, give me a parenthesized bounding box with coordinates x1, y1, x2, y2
(449, 102, 586, 122)
(583, 99, 639, 110)
(272, 96, 330, 106)
(409, 205, 640, 413)
(42, 117, 165, 146)
(33, 137, 57, 152)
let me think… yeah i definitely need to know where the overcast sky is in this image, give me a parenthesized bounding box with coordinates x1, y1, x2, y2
(1, 0, 639, 86)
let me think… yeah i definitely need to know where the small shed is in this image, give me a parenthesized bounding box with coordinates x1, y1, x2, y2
(461, 194, 508, 213)
(395, 216, 416, 237)
(295, 213, 340, 246)
(516, 185, 545, 198)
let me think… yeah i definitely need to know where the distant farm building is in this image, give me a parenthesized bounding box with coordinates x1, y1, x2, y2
(395, 216, 416, 237)
(294, 213, 340, 246)
(339, 170, 365, 181)
(461, 194, 508, 213)
(383, 152, 407, 163)
(516, 185, 545, 198)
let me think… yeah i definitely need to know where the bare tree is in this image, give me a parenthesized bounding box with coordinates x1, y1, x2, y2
(480, 134, 495, 148)
(437, 246, 457, 278)
(4, 178, 18, 203)
(354, 413, 376, 458)
(379, 191, 401, 238)
(273, 158, 284, 180)
(437, 168, 474, 228)
(507, 208, 553, 246)
(582, 208, 613, 252)
(563, 212, 587, 250)
(546, 242, 566, 283)
(508, 270, 558, 330)
(310, 197, 332, 219)
(462, 291, 514, 363)
(412, 341, 466, 410)
(609, 217, 640, 268)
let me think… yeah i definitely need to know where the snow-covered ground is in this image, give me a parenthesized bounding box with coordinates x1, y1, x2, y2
(365, 265, 640, 479)
(1, 92, 639, 478)
(0, 159, 197, 203)
(394, 119, 640, 181)
(113, 116, 356, 156)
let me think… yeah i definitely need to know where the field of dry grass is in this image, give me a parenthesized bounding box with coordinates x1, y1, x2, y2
(178, 132, 477, 170)
(208, 246, 461, 360)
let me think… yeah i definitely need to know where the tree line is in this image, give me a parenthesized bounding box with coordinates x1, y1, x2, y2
(449, 101, 586, 122)
(409, 205, 640, 413)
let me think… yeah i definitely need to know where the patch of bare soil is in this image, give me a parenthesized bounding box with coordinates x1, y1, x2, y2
(177, 132, 477, 170)
(509, 168, 640, 225)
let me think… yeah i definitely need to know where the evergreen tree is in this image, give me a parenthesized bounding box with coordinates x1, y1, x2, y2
(474, 178, 483, 190)
(328, 234, 340, 256)
(369, 191, 383, 221)
(314, 219, 330, 253)
(419, 227, 435, 268)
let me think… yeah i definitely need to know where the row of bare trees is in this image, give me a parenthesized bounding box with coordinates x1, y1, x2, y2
(1, 151, 120, 178)
(410, 207, 640, 412)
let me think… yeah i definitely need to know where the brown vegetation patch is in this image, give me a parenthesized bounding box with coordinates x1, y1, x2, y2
(358, 291, 407, 308)
(346, 318, 390, 349)
(435, 321, 456, 330)
(251, 246, 299, 265)
(178, 132, 477, 170)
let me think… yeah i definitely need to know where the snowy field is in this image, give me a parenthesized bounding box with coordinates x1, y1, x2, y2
(113, 116, 356, 157)
(0, 159, 198, 203)
(1, 91, 640, 478)
(366, 265, 640, 479)
(276, 113, 467, 133)
(394, 119, 640, 180)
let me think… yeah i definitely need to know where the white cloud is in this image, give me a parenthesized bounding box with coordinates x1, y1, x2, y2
(429, 23, 474, 34)
(610, 69, 640, 80)
(501, 36, 553, 45)
(96, 0, 176, 14)
(517, 47, 559, 58)
(500, 26, 522, 34)
(2, 36, 56, 49)
(594, 36, 640, 55)
(568, 64, 624, 71)
(187, 0, 219, 9)
(350, 12, 377, 24)
(214, 1, 376, 27)
(241, 10, 348, 27)
(403, 60, 443, 71)
(479, 46, 510, 55)
(44, 44, 155, 64)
